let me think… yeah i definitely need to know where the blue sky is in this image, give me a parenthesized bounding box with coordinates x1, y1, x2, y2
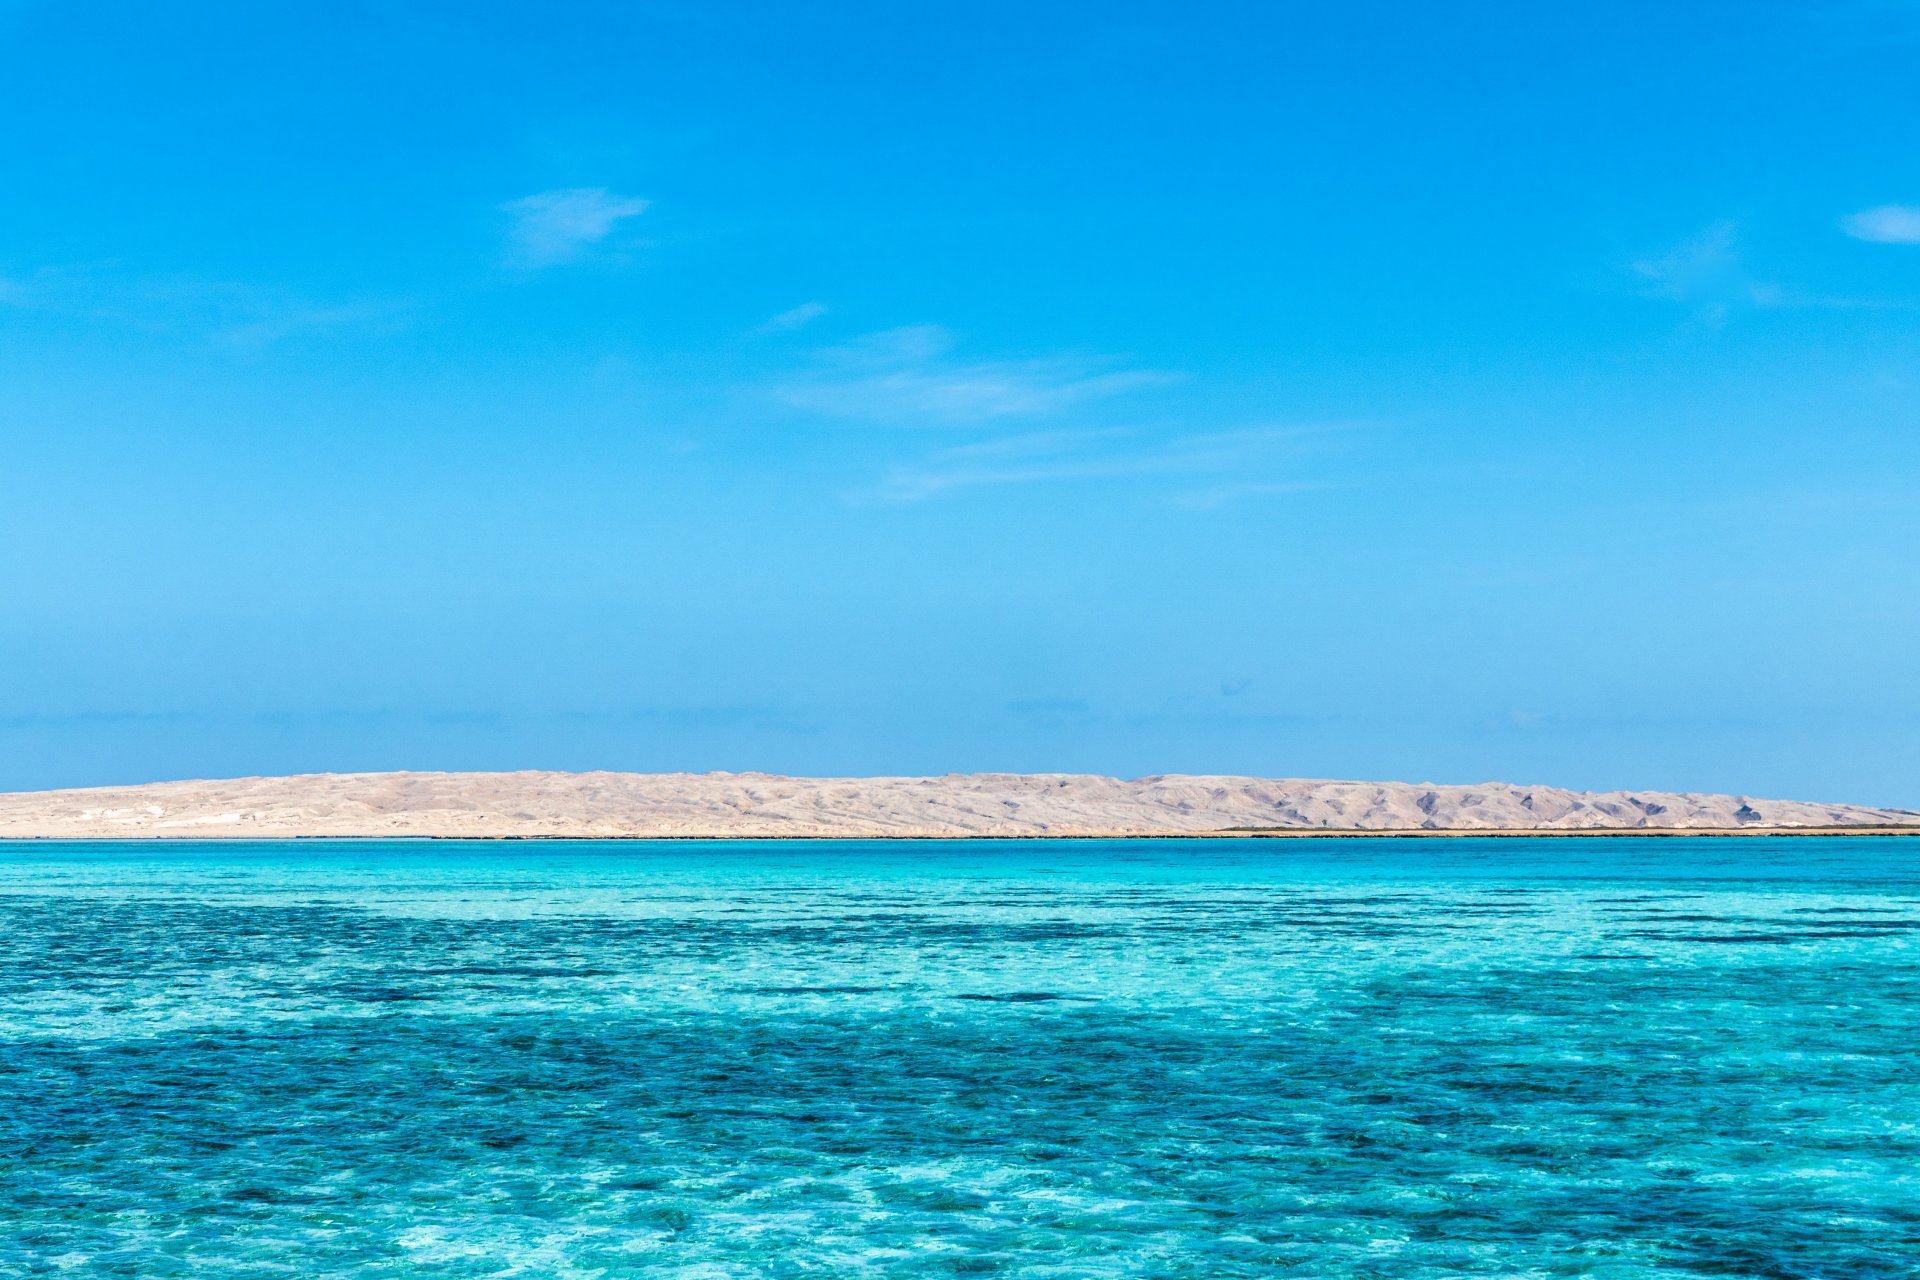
(3, 0, 1917, 802)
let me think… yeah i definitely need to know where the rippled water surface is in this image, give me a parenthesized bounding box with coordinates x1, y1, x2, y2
(3, 836, 1918, 1277)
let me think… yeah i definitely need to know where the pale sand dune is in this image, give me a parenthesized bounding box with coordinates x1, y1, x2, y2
(0, 771, 1914, 838)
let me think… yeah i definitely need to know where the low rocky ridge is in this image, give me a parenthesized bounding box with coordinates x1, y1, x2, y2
(0, 771, 1913, 837)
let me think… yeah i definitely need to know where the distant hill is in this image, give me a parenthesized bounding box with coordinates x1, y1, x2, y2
(0, 771, 1913, 838)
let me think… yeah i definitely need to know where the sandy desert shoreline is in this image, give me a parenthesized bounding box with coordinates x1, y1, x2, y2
(1, 770, 1915, 840)
(4, 828, 1916, 841)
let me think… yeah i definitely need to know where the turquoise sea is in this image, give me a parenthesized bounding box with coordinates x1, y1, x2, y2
(2, 837, 1916, 1278)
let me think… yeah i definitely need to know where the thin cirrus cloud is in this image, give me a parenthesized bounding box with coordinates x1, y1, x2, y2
(780, 323, 1334, 505)
(1840, 205, 1920, 244)
(867, 423, 1348, 505)
(1632, 220, 1887, 320)
(502, 187, 650, 267)
(0, 263, 400, 346)
(757, 302, 829, 334)
(1631, 220, 1771, 322)
(780, 325, 1178, 425)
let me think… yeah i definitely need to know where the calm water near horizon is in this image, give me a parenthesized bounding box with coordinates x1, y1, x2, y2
(2, 836, 1916, 1277)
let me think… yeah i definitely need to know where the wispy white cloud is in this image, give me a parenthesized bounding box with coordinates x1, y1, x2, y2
(0, 263, 402, 346)
(757, 301, 828, 334)
(782, 325, 1176, 425)
(871, 428, 1131, 500)
(1633, 221, 1892, 321)
(1167, 479, 1326, 511)
(1840, 205, 1920, 244)
(1631, 221, 1764, 323)
(867, 422, 1349, 504)
(502, 187, 650, 267)
(783, 322, 1342, 504)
